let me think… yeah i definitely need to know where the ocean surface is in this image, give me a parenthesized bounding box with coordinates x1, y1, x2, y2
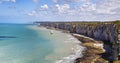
(0, 24, 84, 63)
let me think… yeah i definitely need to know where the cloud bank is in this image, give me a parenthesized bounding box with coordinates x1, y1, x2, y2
(27, 0, 120, 21)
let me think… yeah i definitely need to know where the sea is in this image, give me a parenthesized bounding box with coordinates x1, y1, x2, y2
(0, 23, 85, 63)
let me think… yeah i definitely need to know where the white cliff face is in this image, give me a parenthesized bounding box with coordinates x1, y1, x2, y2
(40, 22, 118, 46)
(39, 22, 119, 61)
(118, 29, 120, 57)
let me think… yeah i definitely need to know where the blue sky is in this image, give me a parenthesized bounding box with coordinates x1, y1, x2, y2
(0, 0, 120, 23)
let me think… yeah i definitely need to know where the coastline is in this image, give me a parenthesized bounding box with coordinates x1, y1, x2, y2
(38, 21, 120, 62)
(28, 25, 85, 63)
(37, 26, 108, 63)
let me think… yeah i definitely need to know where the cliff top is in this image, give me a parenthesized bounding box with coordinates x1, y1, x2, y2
(35, 20, 120, 30)
(35, 20, 120, 25)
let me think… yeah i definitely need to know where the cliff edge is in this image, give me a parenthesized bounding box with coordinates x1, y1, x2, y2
(35, 21, 120, 62)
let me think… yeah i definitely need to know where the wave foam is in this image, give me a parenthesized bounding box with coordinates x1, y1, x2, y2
(55, 44, 85, 63)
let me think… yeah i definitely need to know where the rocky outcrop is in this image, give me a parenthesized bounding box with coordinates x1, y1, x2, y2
(36, 21, 120, 62)
(73, 34, 108, 63)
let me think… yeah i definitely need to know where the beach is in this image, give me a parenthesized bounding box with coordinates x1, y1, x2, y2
(37, 22, 110, 63)
(31, 25, 108, 63)
(0, 24, 85, 63)
(28, 26, 85, 63)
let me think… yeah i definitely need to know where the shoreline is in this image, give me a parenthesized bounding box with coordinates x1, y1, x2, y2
(39, 26, 108, 63)
(42, 26, 86, 63)
(40, 26, 109, 63)
(29, 25, 85, 63)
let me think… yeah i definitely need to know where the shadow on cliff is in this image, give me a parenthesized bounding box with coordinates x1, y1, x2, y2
(102, 44, 114, 63)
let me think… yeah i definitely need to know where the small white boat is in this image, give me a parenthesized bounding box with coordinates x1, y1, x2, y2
(50, 30, 53, 34)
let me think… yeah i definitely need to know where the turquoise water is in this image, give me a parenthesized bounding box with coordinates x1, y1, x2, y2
(0, 24, 55, 63)
(0, 24, 84, 63)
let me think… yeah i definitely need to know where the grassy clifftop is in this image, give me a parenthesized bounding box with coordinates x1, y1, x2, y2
(56, 20, 120, 25)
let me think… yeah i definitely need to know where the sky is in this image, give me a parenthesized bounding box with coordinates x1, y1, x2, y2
(0, 0, 120, 23)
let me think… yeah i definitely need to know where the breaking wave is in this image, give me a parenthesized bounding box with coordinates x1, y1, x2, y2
(55, 35, 86, 63)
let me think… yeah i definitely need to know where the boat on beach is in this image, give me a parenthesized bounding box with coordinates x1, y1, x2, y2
(50, 30, 53, 34)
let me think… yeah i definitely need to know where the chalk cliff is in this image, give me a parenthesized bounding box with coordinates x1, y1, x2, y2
(36, 21, 120, 62)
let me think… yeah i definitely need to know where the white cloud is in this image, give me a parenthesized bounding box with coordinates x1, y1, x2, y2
(55, 4, 70, 13)
(80, 2, 96, 12)
(28, 0, 120, 21)
(28, 11, 37, 16)
(0, 0, 16, 3)
(63, 0, 80, 2)
(33, 0, 39, 3)
(95, 0, 120, 14)
(52, 0, 88, 3)
(75, 0, 120, 15)
(40, 4, 49, 10)
(27, 4, 49, 17)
